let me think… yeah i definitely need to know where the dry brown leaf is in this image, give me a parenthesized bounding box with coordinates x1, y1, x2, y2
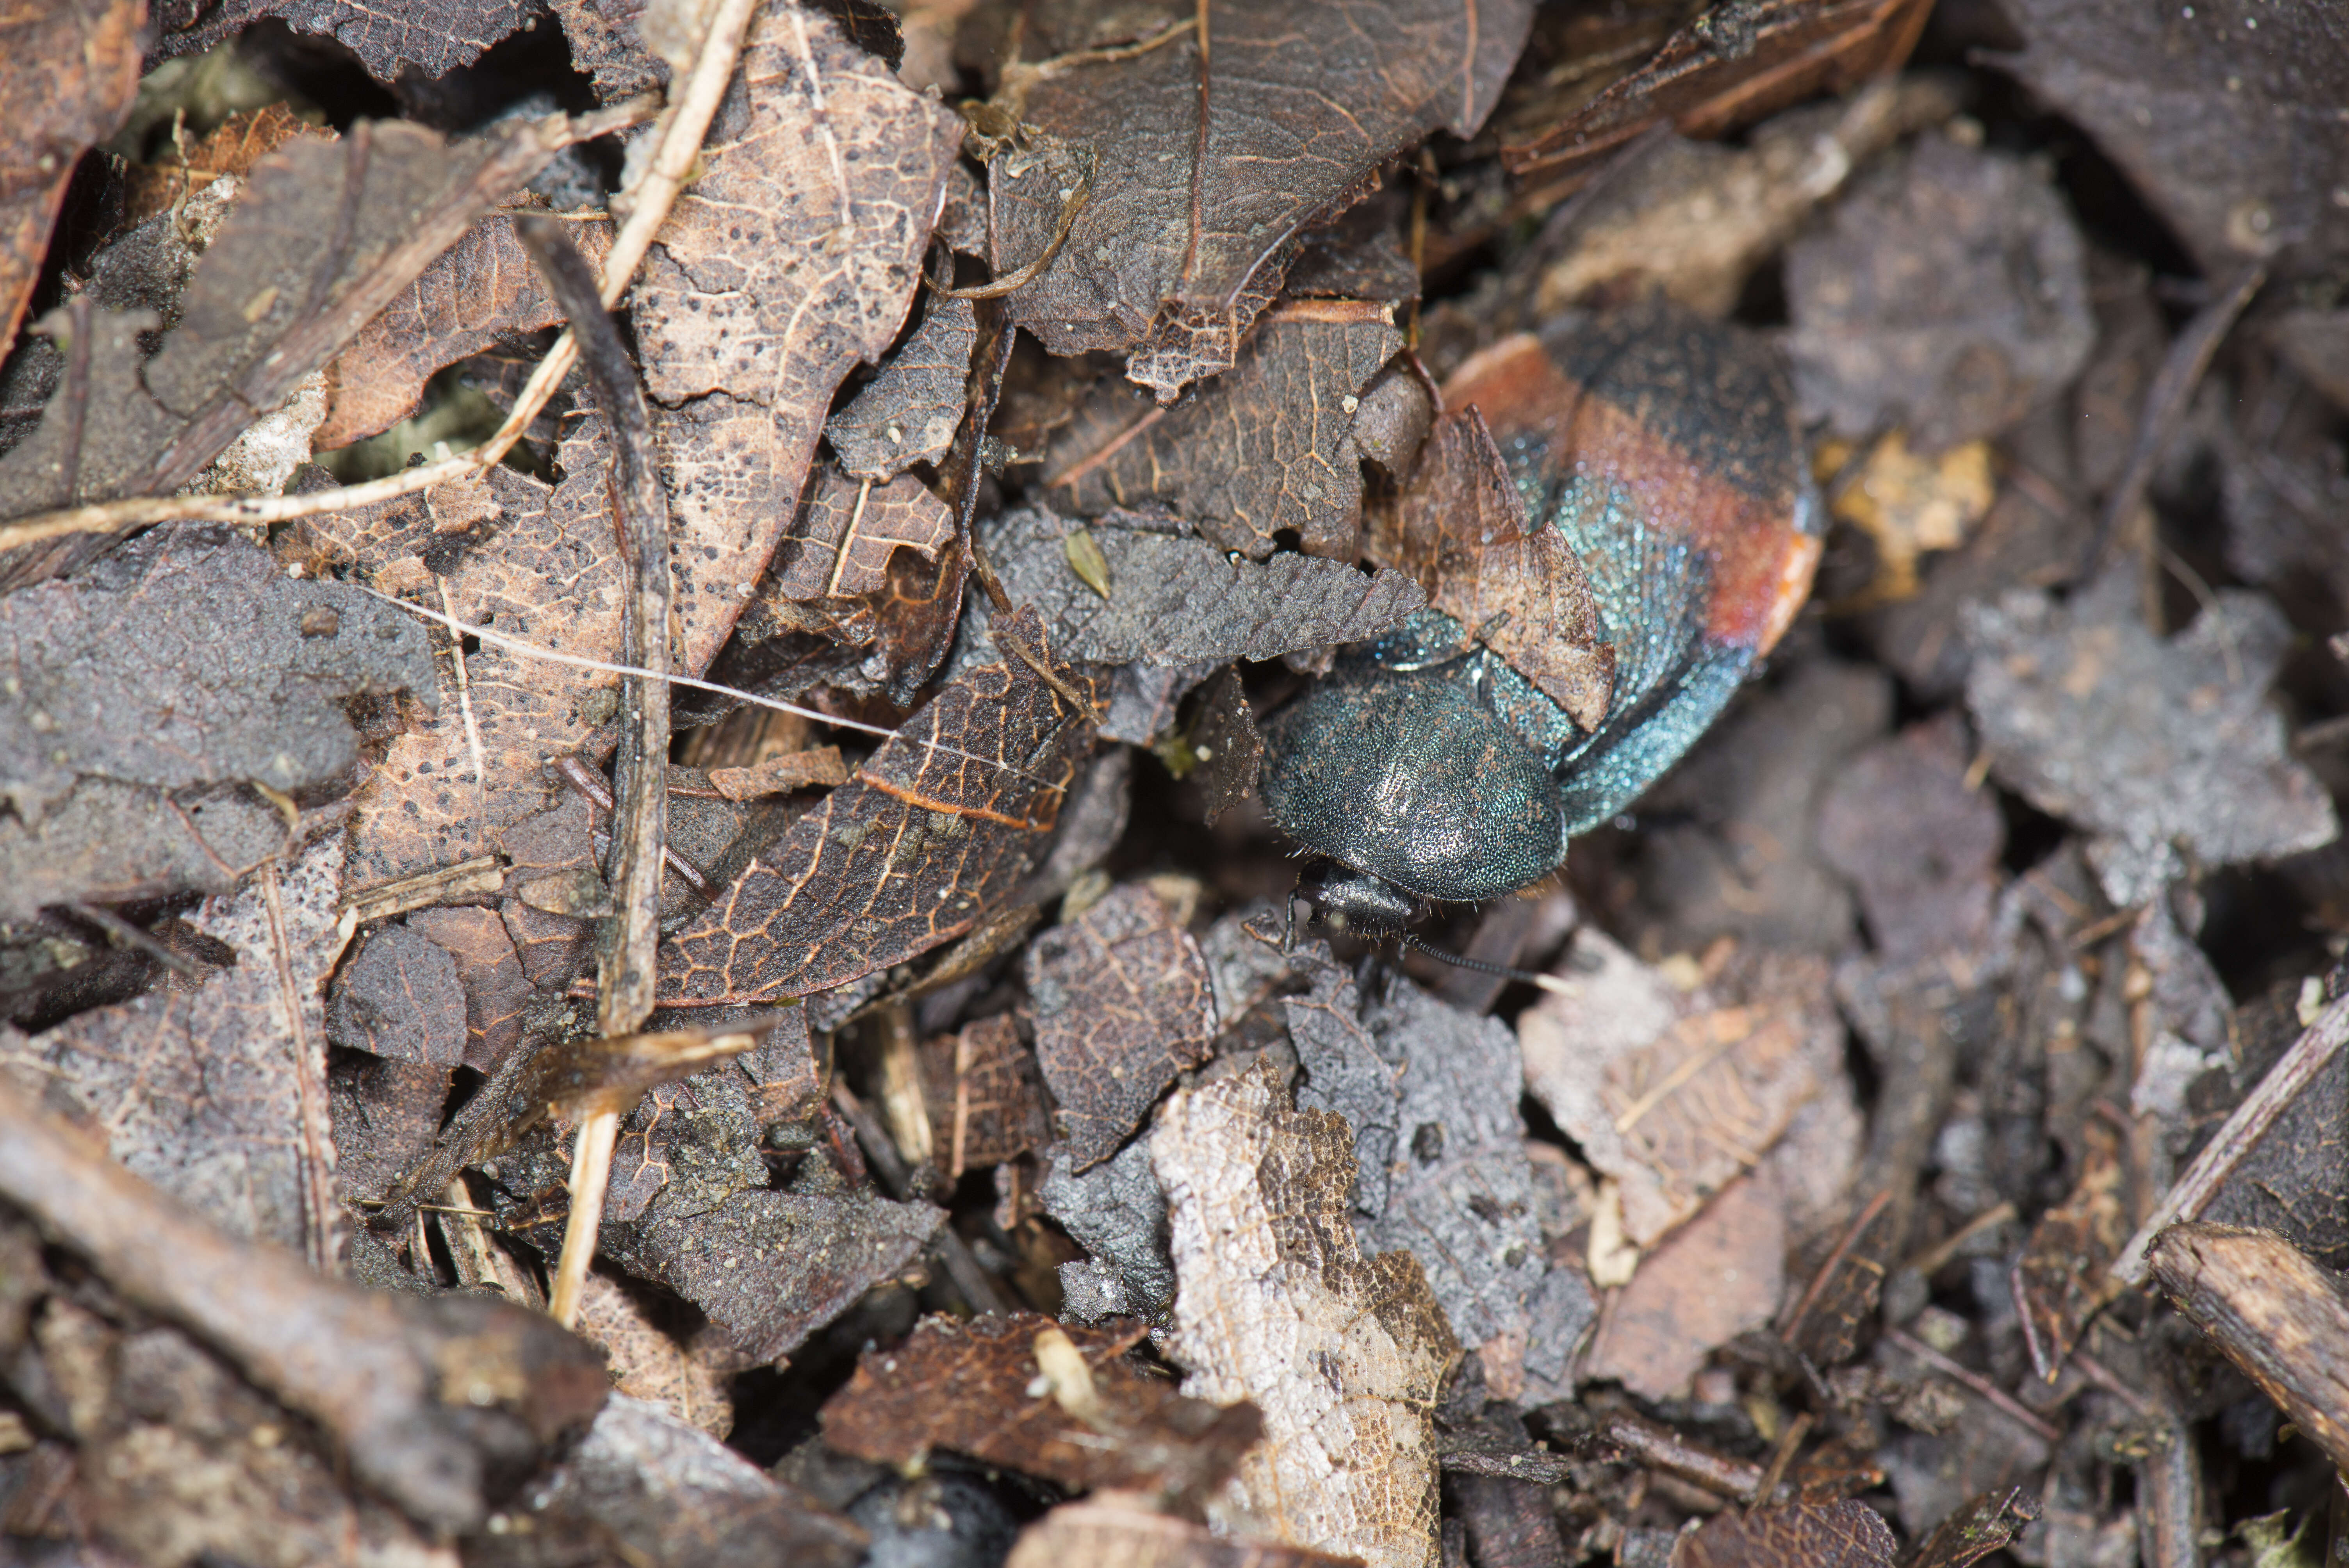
(984, 0, 1531, 400)
(120, 103, 325, 226)
(659, 606, 1098, 1005)
(1029, 882, 1218, 1171)
(1518, 932, 1841, 1246)
(572, 1269, 735, 1439)
(1583, 1168, 1784, 1400)
(0, 0, 141, 349)
(708, 745, 850, 800)
(1045, 300, 1403, 559)
(633, 0, 961, 592)
(1151, 1058, 1455, 1568)
(918, 1013, 1053, 1178)
(1502, 0, 1932, 184)
(317, 210, 615, 449)
(775, 466, 956, 602)
(1669, 1498, 1897, 1568)
(822, 1311, 1260, 1505)
(0, 110, 583, 584)
(1377, 403, 1612, 729)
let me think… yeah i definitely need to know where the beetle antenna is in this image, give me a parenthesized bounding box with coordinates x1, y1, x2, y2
(1393, 929, 1572, 997)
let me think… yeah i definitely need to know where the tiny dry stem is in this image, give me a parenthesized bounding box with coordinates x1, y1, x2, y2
(515, 205, 674, 1329)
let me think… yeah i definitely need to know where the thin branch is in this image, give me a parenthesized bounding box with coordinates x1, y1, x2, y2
(2113, 991, 2349, 1285)
(517, 216, 672, 1329)
(2079, 262, 2265, 579)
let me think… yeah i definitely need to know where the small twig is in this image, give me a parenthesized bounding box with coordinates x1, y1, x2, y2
(554, 755, 712, 896)
(517, 217, 672, 1329)
(54, 902, 200, 978)
(2114, 992, 2349, 1285)
(1901, 1199, 2018, 1281)
(435, 577, 489, 803)
(2080, 262, 2266, 580)
(1598, 1409, 1777, 1504)
(1882, 1327, 2064, 1445)
(926, 162, 1092, 300)
(830, 1080, 1011, 1316)
(1779, 1188, 1891, 1351)
(261, 860, 342, 1277)
(1748, 1411, 1814, 1509)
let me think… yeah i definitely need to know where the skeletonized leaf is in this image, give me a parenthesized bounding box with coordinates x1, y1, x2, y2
(1151, 1059, 1455, 1568)
(660, 606, 1099, 1005)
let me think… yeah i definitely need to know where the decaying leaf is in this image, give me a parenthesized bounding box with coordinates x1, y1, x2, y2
(823, 1311, 1260, 1506)
(775, 464, 956, 602)
(982, 504, 1426, 666)
(0, 778, 290, 923)
(316, 209, 615, 449)
(1377, 404, 1613, 730)
(571, 1270, 736, 1439)
(0, 0, 142, 348)
(0, 109, 585, 580)
(827, 293, 979, 479)
(152, 0, 535, 83)
(1993, 0, 2349, 278)
(1189, 666, 1265, 827)
(1151, 1059, 1456, 1568)
(1043, 1138, 1177, 1324)
(660, 607, 1098, 1005)
(1583, 1167, 1786, 1399)
(1786, 132, 2096, 452)
(918, 1013, 1053, 1178)
(985, 0, 1533, 399)
(1502, 0, 1933, 184)
(1003, 1499, 1367, 1568)
(1815, 714, 2005, 966)
(1029, 881, 1218, 1171)
(1963, 570, 2339, 903)
(4, 837, 344, 1258)
(1906, 1487, 2040, 1568)
(601, 1183, 945, 1367)
(1670, 1498, 1898, 1568)
(1286, 952, 1402, 1217)
(1356, 975, 1596, 1406)
(1518, 930, 1843, 1247)
(1044, 301, 1404, 558)
(475, 1393, 866, 1568)
(326, 921, 470, 1066)
(0, 530, 433, 826)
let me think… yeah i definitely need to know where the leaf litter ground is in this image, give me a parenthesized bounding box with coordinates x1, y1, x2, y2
(4, 3, 2349, 1567)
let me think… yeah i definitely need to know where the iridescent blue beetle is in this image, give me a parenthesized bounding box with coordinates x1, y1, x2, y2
(1262, 300, 1823, 941)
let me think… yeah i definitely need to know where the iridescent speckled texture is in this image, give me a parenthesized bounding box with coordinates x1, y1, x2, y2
(1261, 298, 1823, 902)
